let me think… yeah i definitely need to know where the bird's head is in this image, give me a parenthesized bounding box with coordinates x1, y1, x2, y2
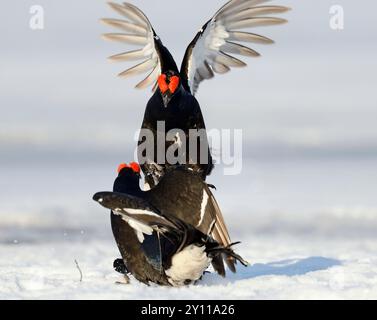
(157, 71, 181, 107)
(114, 162, 141, 193)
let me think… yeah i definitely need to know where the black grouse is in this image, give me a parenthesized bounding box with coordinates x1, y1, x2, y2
(93, 162, 248, 286)
(101, 0, 289, 187)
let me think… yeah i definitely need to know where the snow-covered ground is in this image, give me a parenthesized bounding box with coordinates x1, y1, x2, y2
(1, 158, 377, 299)
(2, 236, 376, 300)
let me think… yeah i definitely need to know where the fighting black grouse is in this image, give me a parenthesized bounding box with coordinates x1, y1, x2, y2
(94, 163, 248, 286)
(101, 0, 289, 187)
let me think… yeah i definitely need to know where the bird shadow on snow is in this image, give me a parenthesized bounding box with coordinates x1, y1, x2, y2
(202, 256, 341, 285)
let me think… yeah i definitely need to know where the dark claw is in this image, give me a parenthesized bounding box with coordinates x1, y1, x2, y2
(207, 184, 217, 190)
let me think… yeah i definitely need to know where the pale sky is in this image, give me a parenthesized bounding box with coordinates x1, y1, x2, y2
(1, 0, 376, 162)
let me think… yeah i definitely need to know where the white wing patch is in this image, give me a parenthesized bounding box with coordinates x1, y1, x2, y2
(101, 2, 161, 89)
(197, 190, 209, 227)
(113, 208, 157, 243)
(123, 208, 161, 218)
(207, 219, 216, 235)
(128, 220, 153, 243)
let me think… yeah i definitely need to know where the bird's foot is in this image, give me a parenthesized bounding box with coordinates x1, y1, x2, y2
(115, 274, 130, 285)
(196, 270, 211, 283)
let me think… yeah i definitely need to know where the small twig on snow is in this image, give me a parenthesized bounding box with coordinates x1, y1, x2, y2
(74, 259, 83, 282)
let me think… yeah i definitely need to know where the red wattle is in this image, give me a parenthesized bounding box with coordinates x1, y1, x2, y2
(169, 76, 180, 93)
(157, 74, 169, 94)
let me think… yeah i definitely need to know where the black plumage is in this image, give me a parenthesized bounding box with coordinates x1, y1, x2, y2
(99, 0, 289, 285)
(101, 1, 289, 187)
(94, 163, 247, 286)
(138, 86, 213, 188)
(137, 34, 214, 187)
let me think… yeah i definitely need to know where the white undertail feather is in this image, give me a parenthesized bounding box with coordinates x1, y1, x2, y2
(165, 245, 211, 286)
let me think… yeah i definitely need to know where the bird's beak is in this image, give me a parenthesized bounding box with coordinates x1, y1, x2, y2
(162, 93, 171, 108)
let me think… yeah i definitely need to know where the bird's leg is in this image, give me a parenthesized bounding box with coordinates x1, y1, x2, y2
(113, 258, 131, 285)
(195, 270, 211, 284)
(115, 274, 131, 285)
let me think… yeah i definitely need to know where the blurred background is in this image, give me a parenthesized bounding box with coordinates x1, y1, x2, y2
(0, 0, 377, 299)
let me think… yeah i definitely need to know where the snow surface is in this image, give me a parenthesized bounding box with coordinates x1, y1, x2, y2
(1, 159, 377, 299)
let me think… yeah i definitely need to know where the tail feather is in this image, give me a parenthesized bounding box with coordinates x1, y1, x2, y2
(224, 255, 237, 273)
(211, 255, 226, 277)
(207, 242, 249, 268)
(206, 187, 238, 272)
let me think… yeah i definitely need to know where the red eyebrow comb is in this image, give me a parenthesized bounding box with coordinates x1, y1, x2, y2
(117, 162, 141, 174)
(117, 163, 129, 173)
(129, 162, 141, 174)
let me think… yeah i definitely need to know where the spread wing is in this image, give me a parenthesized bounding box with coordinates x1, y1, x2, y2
(101, 2, 172, 89)
(93, 191, 180, 238)
(95, 191, 189, 274)
(180, 0, 290, 95)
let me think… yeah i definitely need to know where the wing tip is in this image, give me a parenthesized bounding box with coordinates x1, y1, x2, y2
(107, 1, 122, 7)
(135, 83, 147, 90)
(245, 50, 261, 58)
(107, 55, 118, 63)
(101, 33, 114, 41)
(263, 17, 289, 25)
(107, 1, 122, 12)
(92, 192, 101, 203)
(272, 6, 292, 14)
(117, 71, 128, 78)
(93, 192, 110, 207)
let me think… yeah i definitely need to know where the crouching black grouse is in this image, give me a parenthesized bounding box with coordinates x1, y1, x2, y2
(93, 162, 248, 286)
(101, 1, 290, 187)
